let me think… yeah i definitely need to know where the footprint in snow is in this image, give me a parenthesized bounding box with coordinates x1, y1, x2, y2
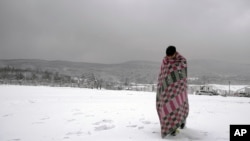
(138, 126, 144, 130)
(40, 117, 50, 120)
(67, 119, 76, 122)
(95, 125, 115, 131)
(2, 114, 13, 117)
(93, 119, 115, 131)
(93, 119, 113, 125)
(65, 131, 91, 138)
(63, 136, 70, 140)
(73, 112, 84, 116)
(66, 130, 84, 136)
(141, 121, 151, 124)
(10, 139, 21, 141)
(216, 137, 228, 140)
(85, 114, 94, 117)
(126, 125, 137, 128)
(28, 100, 36, 104)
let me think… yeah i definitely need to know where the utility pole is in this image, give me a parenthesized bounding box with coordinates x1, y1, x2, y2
(229, 81, 231, 96)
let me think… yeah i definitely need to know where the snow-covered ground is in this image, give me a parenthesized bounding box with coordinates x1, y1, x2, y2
(0, 85, 250, 141)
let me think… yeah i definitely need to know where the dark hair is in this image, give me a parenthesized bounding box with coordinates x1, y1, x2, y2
(166, 46, 176, 56)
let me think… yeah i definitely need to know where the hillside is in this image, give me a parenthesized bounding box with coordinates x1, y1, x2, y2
(0, 59, 250, 84)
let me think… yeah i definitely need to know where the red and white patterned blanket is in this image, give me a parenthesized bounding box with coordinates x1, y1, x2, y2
(156, 52, 189, 138)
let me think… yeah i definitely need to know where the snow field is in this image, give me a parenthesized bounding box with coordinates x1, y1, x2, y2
(0, 85, 250, 141)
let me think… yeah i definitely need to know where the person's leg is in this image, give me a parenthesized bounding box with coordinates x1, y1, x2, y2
(170, 128, 180, 136)
(170, 130, 177, 136)
(180, 120, 186, 129)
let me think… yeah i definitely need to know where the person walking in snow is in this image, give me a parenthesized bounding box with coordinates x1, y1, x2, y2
(156, 45, 189, 138)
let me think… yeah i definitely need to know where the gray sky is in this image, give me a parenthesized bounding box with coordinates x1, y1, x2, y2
(0, 0, 250, 64)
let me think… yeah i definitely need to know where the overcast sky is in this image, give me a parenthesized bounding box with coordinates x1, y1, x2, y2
(0, 0, 250, 64)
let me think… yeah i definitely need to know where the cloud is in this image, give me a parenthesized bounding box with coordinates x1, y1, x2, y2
(0, 0, 249, 64)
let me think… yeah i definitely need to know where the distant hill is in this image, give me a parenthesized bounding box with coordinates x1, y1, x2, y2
(0, 59, 161, 84)
(188, 59, 250, 76)
(188, 59, 250, 84)
(0, 59, 250, 84)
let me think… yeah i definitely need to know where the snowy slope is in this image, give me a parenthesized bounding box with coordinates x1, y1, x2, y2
(0, 85, 250, 141)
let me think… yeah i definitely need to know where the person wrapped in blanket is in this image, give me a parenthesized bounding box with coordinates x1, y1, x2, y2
(156, 46, 189, 138)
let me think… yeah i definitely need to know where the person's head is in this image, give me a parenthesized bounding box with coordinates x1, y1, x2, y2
(166, 45, 176, 58)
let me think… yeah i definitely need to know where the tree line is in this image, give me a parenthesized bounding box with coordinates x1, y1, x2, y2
(0, 66, 121, 89)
